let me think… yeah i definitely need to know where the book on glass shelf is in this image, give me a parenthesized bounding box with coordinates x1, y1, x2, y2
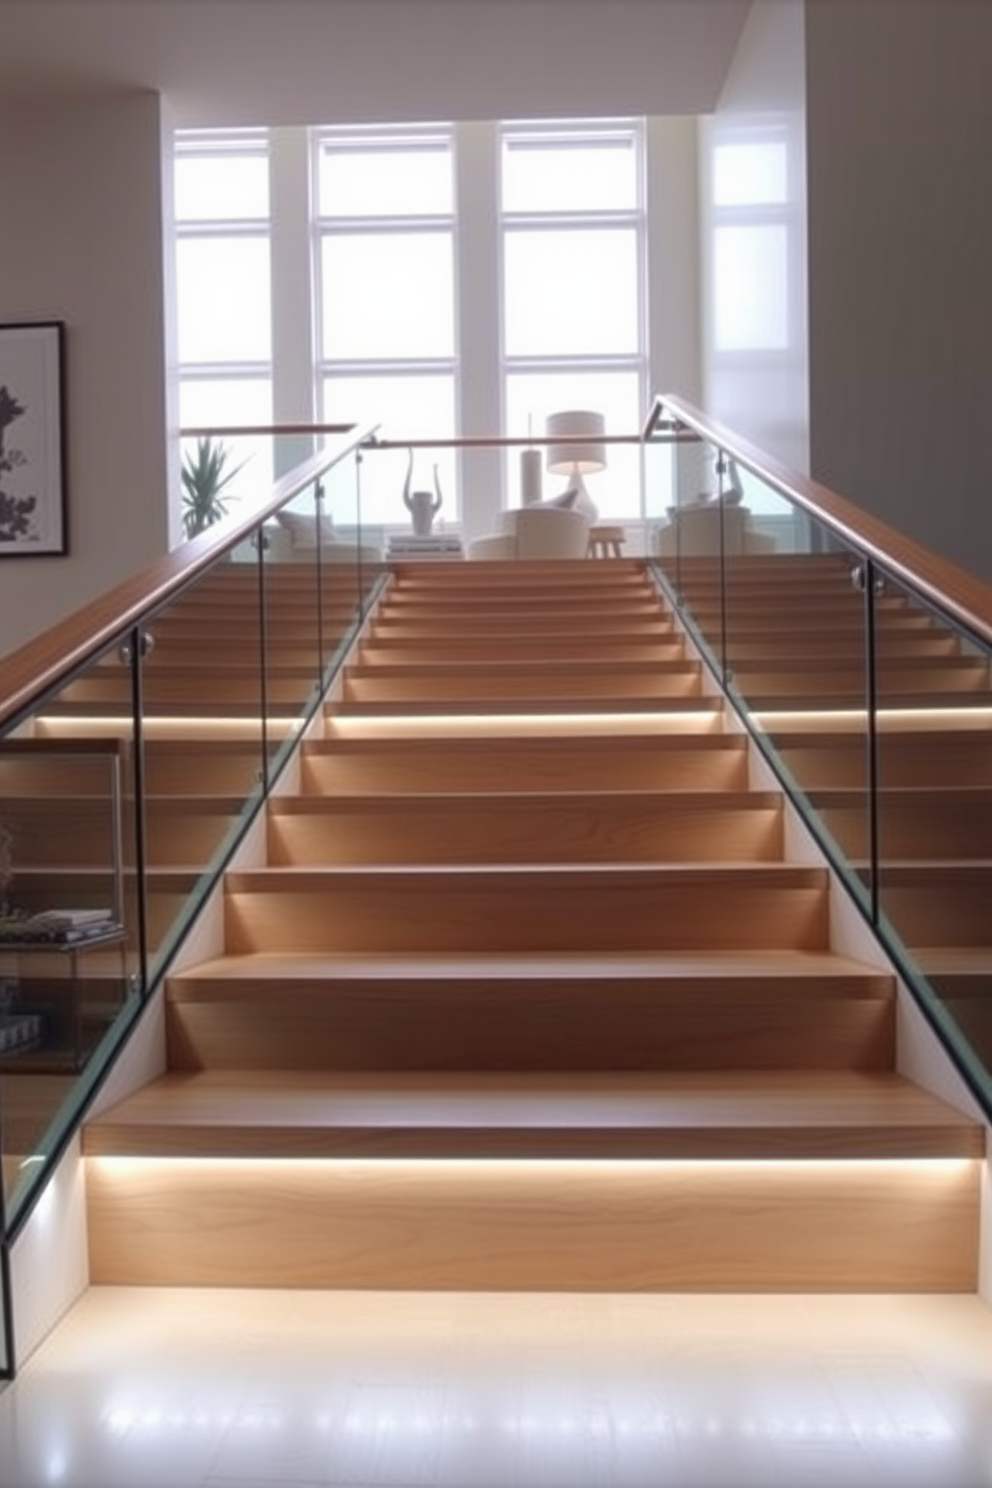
(0, 909, 120, 945)
(27, 909, 114, 929)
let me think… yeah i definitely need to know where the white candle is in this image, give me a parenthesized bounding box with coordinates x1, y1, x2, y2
(521, 448, 542, 505)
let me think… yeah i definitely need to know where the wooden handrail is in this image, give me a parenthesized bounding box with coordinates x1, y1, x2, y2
(0, 422, 378, 731)
(649, 393, 992, 650)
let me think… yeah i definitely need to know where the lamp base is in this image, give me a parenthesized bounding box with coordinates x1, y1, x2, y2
(560, 469, 600, 522)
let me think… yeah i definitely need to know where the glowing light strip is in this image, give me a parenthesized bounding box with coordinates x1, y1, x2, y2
(87, 1155, 975, 1178)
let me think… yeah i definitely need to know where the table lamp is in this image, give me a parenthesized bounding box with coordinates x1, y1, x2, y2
(545, 409, 606, 519)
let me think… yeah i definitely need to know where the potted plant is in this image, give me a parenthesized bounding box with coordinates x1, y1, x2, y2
(181, 435, 246, 539)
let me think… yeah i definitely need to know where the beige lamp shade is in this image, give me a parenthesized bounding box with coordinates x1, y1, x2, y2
(545, 409, 606, 520)
(545, 409, 608, 477)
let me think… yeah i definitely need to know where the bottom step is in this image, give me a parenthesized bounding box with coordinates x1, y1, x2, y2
(85, 1150, 978, 1292)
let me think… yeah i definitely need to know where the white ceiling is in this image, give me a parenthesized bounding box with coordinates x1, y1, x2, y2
(0, 0, 753, 126)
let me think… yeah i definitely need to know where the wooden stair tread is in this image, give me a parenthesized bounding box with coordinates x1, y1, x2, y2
(83, 1069, 982, 1161)
(307, 729, 739, 755)
(227, 862, 828, 888)
(345, 658, 694, 678)
(169, 946, 893, 987)
(325, 697, 712, 717)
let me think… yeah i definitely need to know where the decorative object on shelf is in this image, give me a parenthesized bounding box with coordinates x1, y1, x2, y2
(0, 320, 67, 556)
(402, 447, 443, 536)
(181, 435, 246, 539)
(545, 409, 606, 522)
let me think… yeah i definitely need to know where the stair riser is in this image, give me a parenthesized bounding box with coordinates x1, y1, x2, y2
(85, 1158, 978, 1291)
(730, 667, 987, 697)
(370, 617, 676, 638)
(875, 884, 992, 946)
(375, 607, 663, 629)
(360, 642, 685, 664)
(389, 572, 648, 594)
(4, 802, 240, 868)
(166, 982, 894, 1072)
(341, 672, 702, 702)
(223, 875, 830, 954)
(380, 593, 659, 612)
(301, 742, 750, 794)
(818, 804, 992, 859)
(143, 749, 263, 796)
(267, 799, 784, 865)
(775, 741, 992, 789)
(726, 636, 958, 661)
(60, 676, 317, 706)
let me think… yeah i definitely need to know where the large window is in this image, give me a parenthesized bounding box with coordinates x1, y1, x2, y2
(174, 130, 274, 507)
(174, 119, 654, 538)
(500, 122, 647, 520)
(313, 127, 457, 527)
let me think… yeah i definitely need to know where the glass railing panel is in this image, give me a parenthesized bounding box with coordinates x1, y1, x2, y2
(258, 450, 383, 783)
(647, 425, 876, 914)
(650, 428, 717, 609)
(724, 491, 876, 918)
(871, 573, 992, 1103)
(318, 441, 386, 646)
(642, 417, 677, 550)
(0, 640, 141, 1231)
(132, 547, 270, 981)
(257, 484, 332, 782)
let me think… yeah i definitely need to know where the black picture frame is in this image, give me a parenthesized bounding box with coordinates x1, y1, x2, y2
(0, 321, 67, 556)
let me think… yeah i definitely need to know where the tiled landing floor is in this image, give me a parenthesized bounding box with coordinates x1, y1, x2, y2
(1, 1289, 992, 1487)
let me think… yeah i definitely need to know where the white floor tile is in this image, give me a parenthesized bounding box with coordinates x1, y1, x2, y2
(1, 1289, 991, 1487)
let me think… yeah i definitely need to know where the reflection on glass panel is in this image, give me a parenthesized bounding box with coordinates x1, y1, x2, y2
(179, 378, 274, 511)
(713, 140, 788, 206)
(317, 137, 453, 217)
(713, 224, 788, 352)
(872, 578, 992, 1099)
(131, 553, 267, 979)
(175, 145, 269, 222)
(321, 375, 455, 527)
(0, 648, 141, 1231)
(642, 429, 676, 527)
(502, 132, 638, 213)
(320, 234, 454, 360)
(506, 371, 640, 521)
(504, 229, 638, 357)
(259, 493, 325, 779)
(176, 237, 272, 364)
(727, 507, 871, 909)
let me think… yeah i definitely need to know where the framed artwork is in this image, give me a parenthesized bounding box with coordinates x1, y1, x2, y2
(0, 321, 67, 556)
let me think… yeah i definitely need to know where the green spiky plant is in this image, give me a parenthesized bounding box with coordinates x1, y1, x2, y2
(181, 436, 246, 539)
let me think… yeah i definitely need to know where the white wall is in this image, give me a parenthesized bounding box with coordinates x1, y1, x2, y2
(0, 91, 172, 660)
(700, 0, 810, 475)
(804, 0, 992, 584)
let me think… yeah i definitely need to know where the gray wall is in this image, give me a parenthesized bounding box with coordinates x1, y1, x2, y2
(701, 0, 810, 475)
(804, 0, 992, 583)
(0, 91, 171, 658)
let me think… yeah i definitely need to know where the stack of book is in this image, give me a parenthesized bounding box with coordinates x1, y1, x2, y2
(387, 533, 464, 560)
(0, 908, 120, 945)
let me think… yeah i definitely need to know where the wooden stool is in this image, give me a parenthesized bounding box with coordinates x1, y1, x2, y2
(586, 524, 625, 558)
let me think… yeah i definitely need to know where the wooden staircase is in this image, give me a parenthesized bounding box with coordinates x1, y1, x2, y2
(82, 558, 983, 1292)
